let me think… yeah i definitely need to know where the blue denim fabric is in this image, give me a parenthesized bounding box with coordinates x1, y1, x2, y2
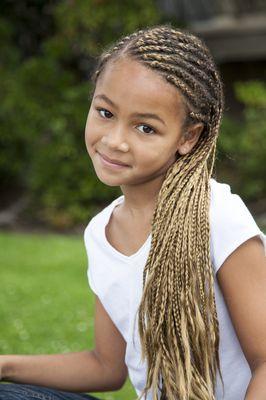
(0, 383, 101, 400)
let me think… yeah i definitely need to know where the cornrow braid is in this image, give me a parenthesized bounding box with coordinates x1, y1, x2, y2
(91, 30, 144, 83)
(91, 24, 225, 400)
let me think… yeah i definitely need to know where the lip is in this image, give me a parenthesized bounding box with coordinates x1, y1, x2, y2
(97, 152, 130, 168)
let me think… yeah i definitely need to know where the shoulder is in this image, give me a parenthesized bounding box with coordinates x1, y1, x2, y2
(209, 177, 256, 230)
(210, 178, 243, 211)
(84, 195, 124, 246)
(209, 178, 266, 273)
(83, 195, 124, 295)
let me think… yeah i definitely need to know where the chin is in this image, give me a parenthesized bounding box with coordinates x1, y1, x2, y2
(95, 171, 123, 187)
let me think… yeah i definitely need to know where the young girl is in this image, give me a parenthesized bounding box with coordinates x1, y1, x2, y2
(0, 24, 266, 400)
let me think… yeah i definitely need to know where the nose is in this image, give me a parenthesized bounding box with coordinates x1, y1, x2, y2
(101, 125, 129, 152)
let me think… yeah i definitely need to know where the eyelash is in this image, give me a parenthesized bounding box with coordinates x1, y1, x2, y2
(96, 107, 156, 135)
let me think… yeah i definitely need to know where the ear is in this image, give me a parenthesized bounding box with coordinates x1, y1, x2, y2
(177, 123, 204, 155)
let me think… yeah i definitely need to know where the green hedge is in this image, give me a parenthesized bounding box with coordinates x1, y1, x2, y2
(217, 81, 266, 203)
(1, 2, 265, 228)
(0, 0, 160, 228)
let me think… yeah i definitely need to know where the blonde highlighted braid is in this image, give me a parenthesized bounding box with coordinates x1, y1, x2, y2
(91, 24, 224, 400)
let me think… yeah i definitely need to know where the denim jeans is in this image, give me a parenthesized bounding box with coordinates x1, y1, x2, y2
(0, 383, 101, 399)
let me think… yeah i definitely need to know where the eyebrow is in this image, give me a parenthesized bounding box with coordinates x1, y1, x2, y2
(94, 94, 166, 126)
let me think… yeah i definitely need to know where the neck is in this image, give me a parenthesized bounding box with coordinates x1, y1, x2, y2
(120, 175, 164, 220)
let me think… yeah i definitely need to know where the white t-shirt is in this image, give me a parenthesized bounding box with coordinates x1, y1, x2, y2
(84, 178, 266, 400)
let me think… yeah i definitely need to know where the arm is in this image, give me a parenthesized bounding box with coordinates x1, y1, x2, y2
(217, 235, 266, 399)
(0, 296, 128, 392)
(245, 362, 266, 399)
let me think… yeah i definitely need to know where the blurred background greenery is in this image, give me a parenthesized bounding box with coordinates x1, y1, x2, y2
(0, 232, 136, 399)
(0, 1, 265, 399)
(0, 0, 265, 231)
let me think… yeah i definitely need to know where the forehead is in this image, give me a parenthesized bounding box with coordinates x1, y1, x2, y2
(94, 57, 185, 121)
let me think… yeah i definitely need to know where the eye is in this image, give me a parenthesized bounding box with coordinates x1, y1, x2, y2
(137, 124, 156, 135)
(96, 108, 113, 119)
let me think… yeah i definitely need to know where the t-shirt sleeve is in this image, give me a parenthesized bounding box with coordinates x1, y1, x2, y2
(210, 180, 266, 274)
(84, 222, 98, 295)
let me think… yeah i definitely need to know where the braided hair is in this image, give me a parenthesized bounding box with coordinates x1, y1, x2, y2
(91, 24, 224, 400)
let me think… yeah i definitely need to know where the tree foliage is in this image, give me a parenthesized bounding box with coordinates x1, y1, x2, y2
(0, 0, 160, 227)
(0, 1, 265, 228)
(217, 81, 266, 205)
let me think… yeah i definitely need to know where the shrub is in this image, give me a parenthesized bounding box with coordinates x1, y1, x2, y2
(217, 81, 266, 205)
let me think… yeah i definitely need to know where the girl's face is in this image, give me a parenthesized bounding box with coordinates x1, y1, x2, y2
(85, 57, 189, 188)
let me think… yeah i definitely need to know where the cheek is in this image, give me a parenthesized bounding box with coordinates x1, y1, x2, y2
(136, 141, 176, 165)
(84, 115, 99, 153)
(133, 147, 161, 173)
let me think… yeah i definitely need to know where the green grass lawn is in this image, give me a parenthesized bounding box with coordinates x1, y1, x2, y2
(0, 231, 136, 400)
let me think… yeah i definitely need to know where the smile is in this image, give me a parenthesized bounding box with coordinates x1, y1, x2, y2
(97, 152, 130, 169)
